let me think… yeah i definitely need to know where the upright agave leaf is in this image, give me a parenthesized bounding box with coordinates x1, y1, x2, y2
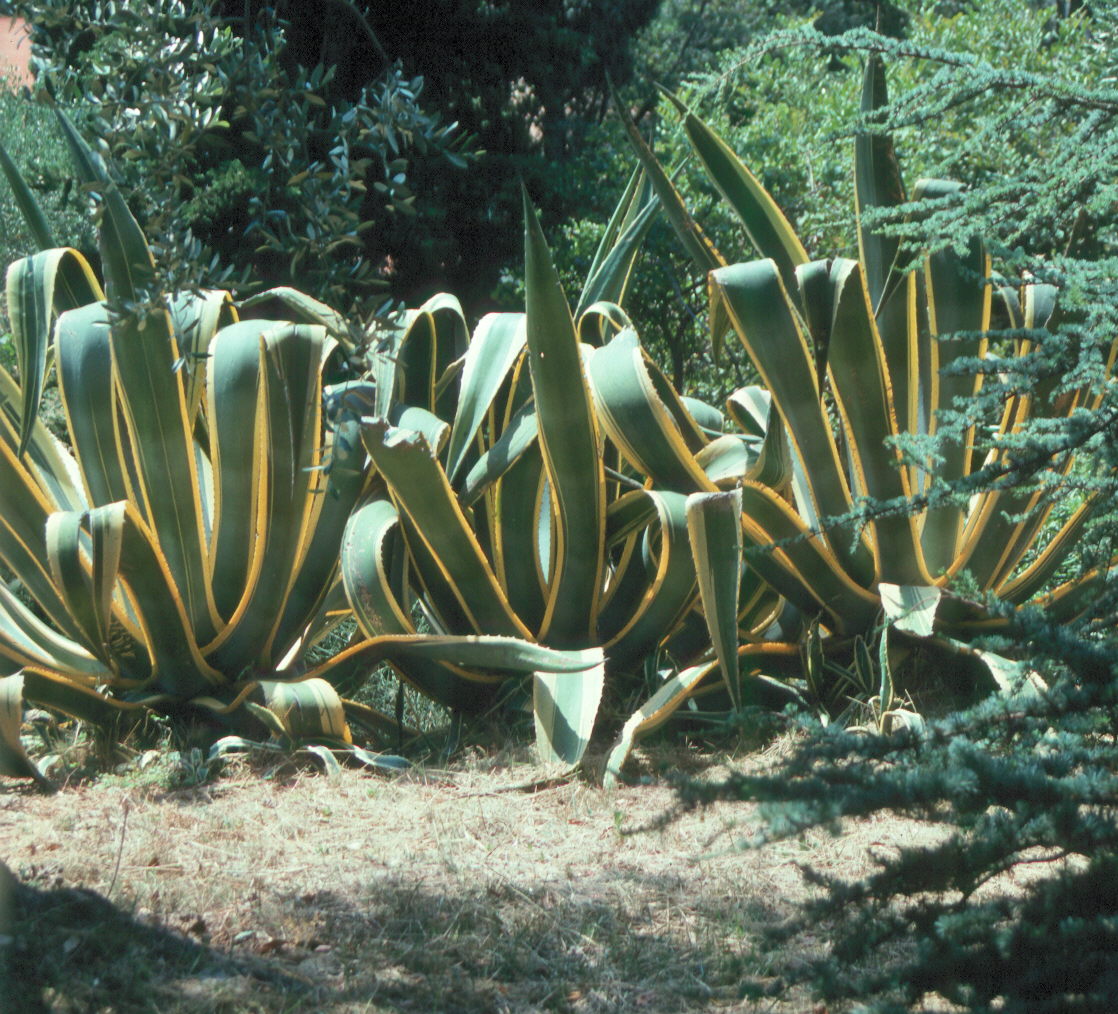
(523, 188, 606, 648)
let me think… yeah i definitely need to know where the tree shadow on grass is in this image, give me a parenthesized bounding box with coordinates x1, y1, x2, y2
(1, 863, 313, 1014)
(275, 872, 791, 1012)
(1, 862, 797, 1012)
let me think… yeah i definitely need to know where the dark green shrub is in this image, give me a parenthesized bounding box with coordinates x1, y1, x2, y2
(10, 0, 472, 322)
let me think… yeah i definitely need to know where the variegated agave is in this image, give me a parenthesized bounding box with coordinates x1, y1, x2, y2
(334, 174, 799, 775)
(619, 56, 1115, 725)
(0, 113, 602, 785)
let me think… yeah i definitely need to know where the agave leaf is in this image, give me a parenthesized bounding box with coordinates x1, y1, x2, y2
(445, 312, 526, 483)
(996, 498, 1097, 604)
(459, 400, 539, 508)
(601, 490, 698, 667)
(581, 165, 645, 295)
(109, 300, 218, 642)
(54, 303, 131, 509)
(46, 506, 124, 669)
(0, 142, 57, 252)
(534, 659, 606, 767)
(879, 583, 941, 637)
(6, 248, 104, 456)
(588, 328, 714, 492)
(238, 286, 348, 338)
(272, 418, 371, 658)
(0, 365, 85, 514)
(710, 260, 873, 584)
(695, 433, 762, 486)
(0, 583, 105, 676)
(309, 635, 603, 713)
(55, 110, 157, 303)
(725, 387, 792, 492)
(395, 292, 469, 422)
(687, 490, 744, 708)
(604, 659, 719, 787)
(0, 673, 51, 786)
(854, 55, 906, 313)
(917, 182, 991, 571)
(491, 446, 550, 635)
(827, 259, 931, 586)
(681, 395, 724, 434)
(737, 481, 880, 635)
(206, 322, 327, 671)
(666, 89, 808, 293)
(341, 498, 503, 710)
(0, 433, 89, 643)
(344, 744, 411, 771)
(257, 678, 351, 743)
(168, 290, 237, 426)
(612, 84, 724, 277)
(575, 184, 660, 328)
(113, 503, 221, 696)
(523, 188, 606, 647)
(20, 663, 150, 725)
(360, 419, 530, 639)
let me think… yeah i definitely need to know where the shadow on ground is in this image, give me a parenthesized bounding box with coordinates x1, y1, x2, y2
(1, 862, 312, 1014)
(1, 862, 790, 1012)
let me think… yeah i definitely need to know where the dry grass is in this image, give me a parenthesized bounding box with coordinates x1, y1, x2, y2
(0, 741, 941, 1013)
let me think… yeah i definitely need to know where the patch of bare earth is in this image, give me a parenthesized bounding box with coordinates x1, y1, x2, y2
(0, 747, 940, 1013)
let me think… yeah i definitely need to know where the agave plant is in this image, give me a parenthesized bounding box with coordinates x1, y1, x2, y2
(332, 172, 795, 771)
(0, 113, 605, 785)
(620, 56, 1115, 716)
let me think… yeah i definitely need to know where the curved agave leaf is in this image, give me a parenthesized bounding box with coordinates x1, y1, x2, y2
(687, 490, 744, 708)
(600, 490, 698, 668)
(523, 189, 606, 647)
(55, 110, 157, 303)
(604, 659, 719, 787)
(827, 258, 931, 586)
(6, 247, 104, 455)
(360, 418, 530, 639)
(168, 289, 237, 426)
(725, 387, 792, 492)
(574, 179, 660, 330)
(54, 303, 130, 509)
(0, 141, 56, 253)
(205, 322, 329, 671)
(374, 292, 468, 421)
(46, 506, 130, 672)
(710, 260, 874, 585)
(444, 312, 526, 483)
(238, 286, 349, 339)
(0, 366, 85, 514)
(0, 434, 88, 643)
(588, 328, 715, 492)
(111, 502, 221, 695)
(309, 633, 604, 715)
(611, 83, 724, 277)
(737, 482, 880, 635)
(663, 87, 808, 294)
(0, 672, 50, 786)
(257, 678, 351, 743)
(459, 400, 539, 508)
(0, 583, 104, 676)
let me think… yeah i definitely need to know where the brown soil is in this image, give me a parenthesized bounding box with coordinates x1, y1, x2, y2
(0, 744, 937, 1014)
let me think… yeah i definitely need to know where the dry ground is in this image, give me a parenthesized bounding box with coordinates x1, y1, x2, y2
(0, 744, 938, 1014)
